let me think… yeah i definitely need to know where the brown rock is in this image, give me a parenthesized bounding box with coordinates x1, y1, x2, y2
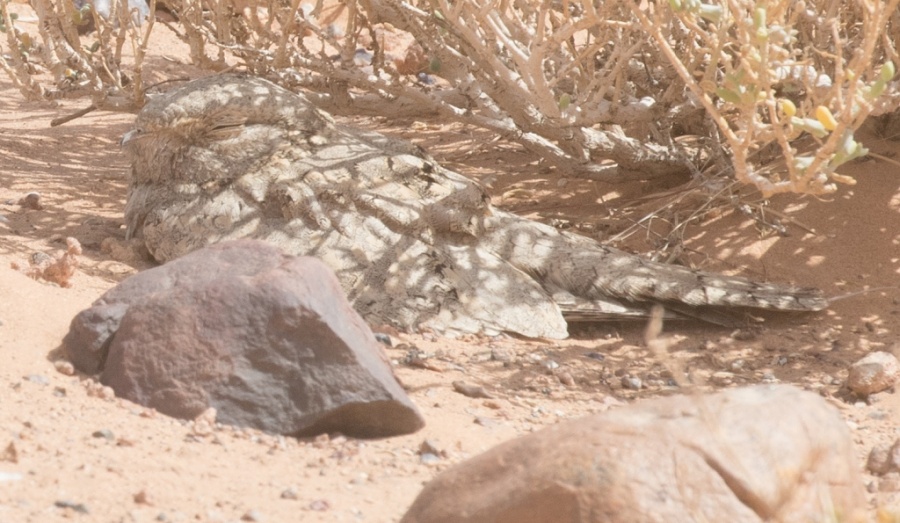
(64, 301, 130, 374)
(401, 385, 865, 523)
(64, 240, 286, 374)
(65, 240, 424, 438)
(846, 351, 900, 396)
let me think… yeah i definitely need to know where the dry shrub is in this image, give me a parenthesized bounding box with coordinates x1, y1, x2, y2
(1, 0, 899, 195)
(0, 0, 154, 111)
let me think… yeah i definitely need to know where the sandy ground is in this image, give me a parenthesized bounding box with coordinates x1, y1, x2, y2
(3, 8, 900, 522)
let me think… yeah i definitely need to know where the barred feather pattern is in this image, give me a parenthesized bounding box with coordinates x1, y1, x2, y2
(122, 74, 826, 339)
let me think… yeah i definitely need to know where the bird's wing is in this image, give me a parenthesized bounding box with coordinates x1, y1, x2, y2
(479, 209, 827, 314)
(124, 73, 826, 339)
(263, 129, 568, 337)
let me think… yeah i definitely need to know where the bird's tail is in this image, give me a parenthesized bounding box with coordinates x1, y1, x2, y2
(480, 210, 827, 320)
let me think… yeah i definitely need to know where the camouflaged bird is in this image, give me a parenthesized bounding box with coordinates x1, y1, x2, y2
(121, 74, 826, 339)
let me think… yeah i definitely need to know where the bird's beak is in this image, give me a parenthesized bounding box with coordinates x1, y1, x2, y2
(121, 129, 138, 146)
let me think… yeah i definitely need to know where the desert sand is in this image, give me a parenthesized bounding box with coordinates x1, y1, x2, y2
(3, 11, 900, 522)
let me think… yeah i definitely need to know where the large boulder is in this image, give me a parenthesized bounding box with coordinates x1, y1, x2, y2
(402, 385, 865, 523)
(63, 240, 424, 438)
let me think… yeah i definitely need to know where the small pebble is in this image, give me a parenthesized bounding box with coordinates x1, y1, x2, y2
(24, 374, 49, 386)
(621, 376, 642, 390)
(452, 381, 494, 399)
(711, 372, 734, 386)
(92, 429, 115, 441)
(280, 488, 298, 500)
(54, 360, 75, 376)
(490, 347, 515, 363)
(0, 471, 23, 482)
(54, 500, 89, 514)
(133, 490, 153, 505)
(420, 452, 441, 465)
(308, 499, 330, 511)
(350, 473, 368, 485)
(474, 416, 498, 427)
(868, 443, 892, 475)
(18, 192, 43, 210)
(483, 399, 502, 410)
(99, 386, 116, 400)
(729, 329, 757, 341)
(557, 372, 575, 387)
(373, 333, 392, 346)
(867, 439, 900, 476)
(880, 472, 900, 492)
(2, 442, 19, 463)
(847, 351, 900, 396)
(419, 439, 443, 456)
(241, 509, 264, 521)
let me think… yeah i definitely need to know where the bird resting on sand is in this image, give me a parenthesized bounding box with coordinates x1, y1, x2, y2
(121, 74, 827, 339)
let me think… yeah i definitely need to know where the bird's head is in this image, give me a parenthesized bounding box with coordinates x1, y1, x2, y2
(122, 74, 334, 186)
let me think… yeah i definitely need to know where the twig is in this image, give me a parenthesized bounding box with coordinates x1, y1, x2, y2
(50, 104, 97, 126)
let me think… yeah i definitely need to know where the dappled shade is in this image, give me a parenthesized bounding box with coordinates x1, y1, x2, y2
(122, 74, 827, 339)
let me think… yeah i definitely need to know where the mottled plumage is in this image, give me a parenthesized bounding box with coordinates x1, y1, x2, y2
(122, 74, 826, 339)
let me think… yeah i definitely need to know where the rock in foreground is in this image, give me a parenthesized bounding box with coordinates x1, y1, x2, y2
(402, 385, 864, 523)
(64, 240, 424, 438)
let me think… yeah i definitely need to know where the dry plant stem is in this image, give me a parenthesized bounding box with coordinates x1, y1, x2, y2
(50, 104, 97, 126)
(644, 305, 689, 389)
(112, 0, 130, 86)
(56, 0, 81, 49)
(0, 0, 45, 99)
(273, 0, 303, 68)
(21, 0, 64, 77)
(133, 0, 157, 105)
(41, 0, 97, 81)
(212, 0, 233, 56)
(180, 0, 215, 67)
(340, 0, 358, 67)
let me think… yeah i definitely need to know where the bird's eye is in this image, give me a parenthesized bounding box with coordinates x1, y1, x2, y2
(207, 123, 245, 140)
(211, 124, 243, 133)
